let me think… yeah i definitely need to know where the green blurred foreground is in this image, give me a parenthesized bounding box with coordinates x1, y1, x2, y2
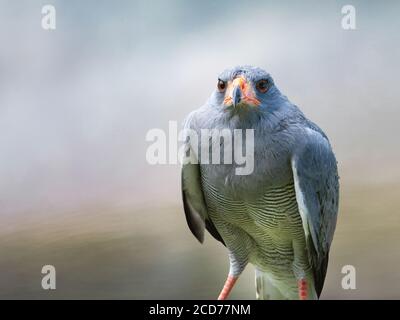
(1, 182, 399, 299)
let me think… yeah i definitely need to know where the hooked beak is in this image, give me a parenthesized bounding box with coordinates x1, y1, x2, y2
(232, 85, 242, 107)
(231, 77, 245, 108)
(223, 76, 260, 108)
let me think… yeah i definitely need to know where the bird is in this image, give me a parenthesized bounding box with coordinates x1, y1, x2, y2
(181, 65, 339, 300)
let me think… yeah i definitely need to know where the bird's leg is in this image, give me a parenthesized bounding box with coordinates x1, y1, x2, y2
(217, 275, 238, 300)
(216, 230, 249, 300)
(298, 278, 308, 300)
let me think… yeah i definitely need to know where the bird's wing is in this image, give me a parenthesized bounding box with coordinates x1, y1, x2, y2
(181, 135, 225, 245)
(291, 128, 339, 297)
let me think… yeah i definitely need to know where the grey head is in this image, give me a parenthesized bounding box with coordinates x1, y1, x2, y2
(203, 65, 300, 131)
(209, 66, 286, 113)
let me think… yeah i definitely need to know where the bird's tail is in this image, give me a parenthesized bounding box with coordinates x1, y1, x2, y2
(255, 269, 287, 300)
(255, 269, 319, 300)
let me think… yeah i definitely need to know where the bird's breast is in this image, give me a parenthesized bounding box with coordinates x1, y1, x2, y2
(201, 174, 305, 274)
(199, 148, 293, 201)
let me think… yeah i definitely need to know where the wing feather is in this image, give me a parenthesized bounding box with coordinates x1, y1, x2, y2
(291, 128, 339, 296)
(181, 115, 225, 245)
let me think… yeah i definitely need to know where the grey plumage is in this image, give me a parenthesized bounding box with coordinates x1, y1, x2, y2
(181, 66, 339, 299)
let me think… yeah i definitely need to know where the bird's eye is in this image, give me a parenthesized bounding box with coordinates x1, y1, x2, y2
(217, 79, 226, 92)
(256, 79, 269, 93)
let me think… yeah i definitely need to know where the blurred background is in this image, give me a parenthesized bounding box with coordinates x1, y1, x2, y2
(1, 0, 400, 299)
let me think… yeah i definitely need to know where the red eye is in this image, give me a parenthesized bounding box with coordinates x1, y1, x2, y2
(256, 79, 269, 93)
(217, 79, 226, 92)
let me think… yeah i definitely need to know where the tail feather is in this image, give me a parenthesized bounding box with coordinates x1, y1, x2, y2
(255, 269, 287, 300)
(255, 269, 318, 300)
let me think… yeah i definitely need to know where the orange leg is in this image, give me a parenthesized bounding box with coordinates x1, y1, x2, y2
(298, 278, 308, 300)
(217, 275, 238, 300)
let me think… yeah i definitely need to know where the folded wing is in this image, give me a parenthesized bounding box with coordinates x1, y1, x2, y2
(291, 128, 339, 297)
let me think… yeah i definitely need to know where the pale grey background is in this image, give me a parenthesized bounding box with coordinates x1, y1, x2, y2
(0, 0, 399, 299)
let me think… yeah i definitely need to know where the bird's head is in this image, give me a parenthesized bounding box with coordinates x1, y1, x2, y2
(210, 66, 280, 114)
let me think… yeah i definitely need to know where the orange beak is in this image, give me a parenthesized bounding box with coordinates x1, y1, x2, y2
(223, 76, 261, 107)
